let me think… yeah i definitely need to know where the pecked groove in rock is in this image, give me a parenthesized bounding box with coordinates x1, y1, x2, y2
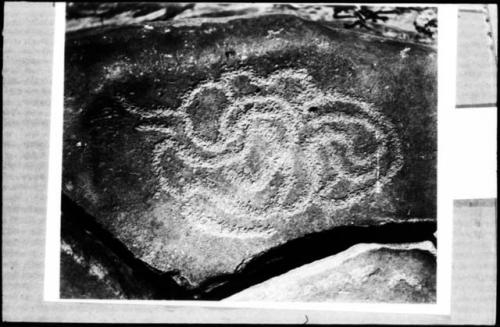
(63, 14, 437, 289)
(116, 68, 404, 240)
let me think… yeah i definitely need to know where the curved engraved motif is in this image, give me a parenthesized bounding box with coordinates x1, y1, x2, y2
(117, 69, 403, 239)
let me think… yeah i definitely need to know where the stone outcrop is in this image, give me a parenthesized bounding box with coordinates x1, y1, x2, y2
(63, 14, 437, 290)
(224, 242, 436, 303)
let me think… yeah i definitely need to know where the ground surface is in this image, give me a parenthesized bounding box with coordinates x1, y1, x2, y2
(66, 3, 437, 46)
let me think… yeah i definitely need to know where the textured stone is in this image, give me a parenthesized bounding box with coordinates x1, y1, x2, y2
(224, 242, 436, 303)
(60, 240, 128, 299)
(63, 14, 437, 289)
(59, 199, 188, 299)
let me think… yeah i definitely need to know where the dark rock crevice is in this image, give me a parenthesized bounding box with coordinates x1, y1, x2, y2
(61, 193, 436, 300)
(61, 193, 191, 300)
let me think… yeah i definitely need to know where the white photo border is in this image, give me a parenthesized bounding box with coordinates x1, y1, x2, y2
(44, 2, 458, 316)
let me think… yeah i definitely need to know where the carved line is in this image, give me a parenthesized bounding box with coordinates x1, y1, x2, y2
(118, 69, 403, 239)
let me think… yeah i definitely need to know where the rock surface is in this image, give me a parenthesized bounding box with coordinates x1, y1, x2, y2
(63, 14, 437, 290)
(224, 242, 436, 303)
(60, 195, 188, 299)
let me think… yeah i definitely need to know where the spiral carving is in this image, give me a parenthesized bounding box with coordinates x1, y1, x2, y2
(118, 69, 403, 239)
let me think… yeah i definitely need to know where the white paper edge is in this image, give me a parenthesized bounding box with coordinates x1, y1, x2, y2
(435, 4, 457, 316)
(44, 3, 457, 316)
(44, 1, 65, 301)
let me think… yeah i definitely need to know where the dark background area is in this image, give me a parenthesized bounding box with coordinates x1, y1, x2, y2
(66, 3, 437, 45)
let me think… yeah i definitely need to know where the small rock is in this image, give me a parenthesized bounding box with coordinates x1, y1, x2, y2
(224, 242, 436, 303)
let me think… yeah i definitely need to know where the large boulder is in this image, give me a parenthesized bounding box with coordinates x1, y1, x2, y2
(224, 242, 436, 303)
(63, 14, 437, 290)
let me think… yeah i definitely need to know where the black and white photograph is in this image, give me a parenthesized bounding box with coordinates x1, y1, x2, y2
(3, 2, 498, 324)
(59, 3, 439, 303)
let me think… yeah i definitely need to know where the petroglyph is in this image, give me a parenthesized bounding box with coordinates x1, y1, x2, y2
(117, 69, 403, 239)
